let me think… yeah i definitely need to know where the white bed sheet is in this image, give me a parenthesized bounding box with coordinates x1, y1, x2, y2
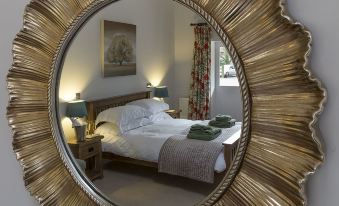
(98, 119, 241, 173)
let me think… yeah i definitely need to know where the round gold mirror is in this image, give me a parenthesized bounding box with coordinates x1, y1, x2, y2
(57, 1, 247, 205)
(7, 0, 325, 205)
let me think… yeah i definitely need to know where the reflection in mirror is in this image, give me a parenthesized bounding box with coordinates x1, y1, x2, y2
(58, 0, 242, 205)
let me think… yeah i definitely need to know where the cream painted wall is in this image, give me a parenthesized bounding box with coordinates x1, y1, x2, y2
(0, 1, 38, 205)
(173, 4, 196, 104)
(287, 0, 339, 205)
(173, 4, 242, 120)
(1, 0, 338, 205)
(59, 0, 175, 139)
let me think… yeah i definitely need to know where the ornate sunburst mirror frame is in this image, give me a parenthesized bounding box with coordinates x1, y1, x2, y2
(7, 0, 326, 205)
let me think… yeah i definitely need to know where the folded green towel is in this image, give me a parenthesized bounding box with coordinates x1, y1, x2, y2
(209, 119, 236, 128)
(215, 114, 232, 122)
(190, 124, 212, 131)
(209, 120, 229, 128)
(189, 128, 221, 135)
(187, 129, 221, 141)
(189, 124, 222, 137)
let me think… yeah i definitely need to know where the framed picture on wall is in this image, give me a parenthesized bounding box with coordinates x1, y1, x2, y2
(101, 20, 137, 77)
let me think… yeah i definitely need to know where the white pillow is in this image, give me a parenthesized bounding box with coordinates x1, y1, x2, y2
(94, 122, 119, 136)
(95, 105, 152, 133)
(127, 99, 169, 115)
(121, 117, 152, 133)
(149, 112, 173, 123)
(94, 122, 137, 158)
(95, 118, 151, 134)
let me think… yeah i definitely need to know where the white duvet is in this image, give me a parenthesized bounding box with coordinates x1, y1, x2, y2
(96, 118, 241, 173)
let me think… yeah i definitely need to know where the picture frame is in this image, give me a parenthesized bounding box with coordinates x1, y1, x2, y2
(101, 20, 137, 77)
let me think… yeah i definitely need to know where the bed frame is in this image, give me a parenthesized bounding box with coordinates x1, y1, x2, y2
(86, 91, 240, 171)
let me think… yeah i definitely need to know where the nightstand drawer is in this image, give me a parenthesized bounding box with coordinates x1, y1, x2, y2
(68, 136, 103, 181)
(79, 142, 100, 159)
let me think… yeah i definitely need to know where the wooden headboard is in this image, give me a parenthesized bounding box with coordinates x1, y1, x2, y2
(86, 91, 151, 134)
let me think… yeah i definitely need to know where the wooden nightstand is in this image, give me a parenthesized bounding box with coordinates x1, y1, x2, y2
(68, 135, 104, 181)
(165, 109, 182, 119)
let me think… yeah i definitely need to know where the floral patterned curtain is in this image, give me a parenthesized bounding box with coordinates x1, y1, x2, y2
(188, 26, 212, 120)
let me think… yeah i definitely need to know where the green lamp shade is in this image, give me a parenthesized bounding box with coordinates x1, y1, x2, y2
(154, 86, 169, 98)
(66, 100, 88, 118)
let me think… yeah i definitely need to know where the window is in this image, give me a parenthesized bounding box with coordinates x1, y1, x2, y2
(213, 41, 239, 87)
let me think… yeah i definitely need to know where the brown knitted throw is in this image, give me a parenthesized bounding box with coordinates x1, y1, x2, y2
(158, 125, 241, 183)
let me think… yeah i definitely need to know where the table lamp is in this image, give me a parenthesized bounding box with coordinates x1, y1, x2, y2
(66, 93, 88, 141)
(154, 86, 169, 102)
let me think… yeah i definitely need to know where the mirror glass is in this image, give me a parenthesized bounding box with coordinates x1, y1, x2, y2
(58, 0, 243, 205)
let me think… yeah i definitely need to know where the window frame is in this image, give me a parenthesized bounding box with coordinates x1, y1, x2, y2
(213, 41, 239, 87)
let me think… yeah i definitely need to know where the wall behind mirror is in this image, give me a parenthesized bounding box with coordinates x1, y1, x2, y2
(1, 0, 338, 206)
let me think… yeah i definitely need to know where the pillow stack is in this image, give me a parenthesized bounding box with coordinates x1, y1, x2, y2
(95, 99, 171, 134)
(95, 105, 152, 134)
(127, 99, 172, 122)
(126, 99, 169, 115)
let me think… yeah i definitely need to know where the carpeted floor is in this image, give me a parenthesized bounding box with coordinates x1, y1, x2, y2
(93, 161, 223, 206)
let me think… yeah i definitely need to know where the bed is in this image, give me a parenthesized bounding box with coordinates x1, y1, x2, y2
(87, 91, 241, 183)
